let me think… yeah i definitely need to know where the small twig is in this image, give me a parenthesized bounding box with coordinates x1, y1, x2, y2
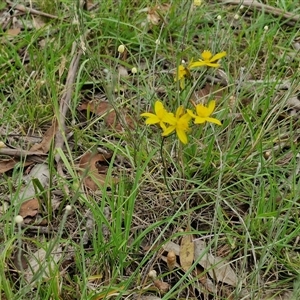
(0, 148, 47, 157)
(6, 1, 59, 19)
(218, 0, 300, 25)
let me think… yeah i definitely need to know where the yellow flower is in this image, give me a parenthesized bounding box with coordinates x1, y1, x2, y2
(190, 50, 226, 68)
(140, 100, 174, 130)
(175, 64, 191, 89)
(162, 106, 192, 144)
(193, 0, 202, 6)
(187, 100, 221, 125)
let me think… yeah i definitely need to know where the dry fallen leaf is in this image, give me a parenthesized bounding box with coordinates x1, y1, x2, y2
(78, 100, 134, 132)
(162, 241, 180, 254)
(195, 265, 217, 293)
(194, 239, 239, 287)
(19, 198, 40, 218)
(0, 158, 33, 174)
(78, 151, 117, 190)
(164, 239, 239, 286)
(6, 28, 21, 38)
(24, 245, 63, 284)
(30, 119, 58, 153)
(180, 230, 195, 271)
(13, 164, 50, 204)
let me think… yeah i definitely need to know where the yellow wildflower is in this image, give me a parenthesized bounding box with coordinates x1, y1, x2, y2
(175, 63, 192, 89)
(162, 106, 192, 144)
(187, 100, 221, 125)
(190, 50, 226, 68)
(140, 101, 174, 131)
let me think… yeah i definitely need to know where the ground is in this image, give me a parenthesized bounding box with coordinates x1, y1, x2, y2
(0, 0, 300, 299)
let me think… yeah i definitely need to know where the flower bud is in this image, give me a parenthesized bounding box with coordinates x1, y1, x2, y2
(15, 215, 24, 224)
(118, 44, 125, 54)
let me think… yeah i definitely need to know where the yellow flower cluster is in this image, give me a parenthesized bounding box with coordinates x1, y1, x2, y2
(141, 49, 225, 144)
(176, 50, 226, 89)
(141, 100, 221, 144)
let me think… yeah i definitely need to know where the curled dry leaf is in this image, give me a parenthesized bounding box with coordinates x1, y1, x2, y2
(78, 100, 134, 132)
(78, 151, 117, 190)
(180, 231, 195, 271)
(19, 198, 40, 218)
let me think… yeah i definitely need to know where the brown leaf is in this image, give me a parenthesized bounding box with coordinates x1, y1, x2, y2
(78, 100, 134, 132)
(193, 84, 225, 102)
(30, 119, 58, 153)
(104, 109, 135, 131)
(195, 265, 216, 293)
(180, 231, 195, 271)
(78, 100, 112, 115)
(19, 198, 39, 218)
(153, 279, 170, 294)
(194, 240, 239, 286)
(0, 158, 33, 174)
(78, 151, 117, 190)
(6, 28, 21, 37)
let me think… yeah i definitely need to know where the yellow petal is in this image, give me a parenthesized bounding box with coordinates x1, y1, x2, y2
(180, 77, 185, 89)
(187, 109, 197, 118)
(182, 113, 192, 122)
(207, 100, 216, 115)
(163, 113, 176, 125)
(145, 116, 160, 124)
(159, 122, 167, 131)
(205, 62, 220, 68)
(175, 106, 185, 118)
(189, 61, 207, 68)
(206, 117, 222, 125)
(154, 101, 165, 114)
(201, 50, 212, 61)
(162, 125, 176, 136)
(178, 65, 186, 77)
(210, 51, 226, 62)
(194, 117, 206, 124)
(196, 104, 210, 117)
(140, 112, 155, 117)
(176, 129, 188, 144)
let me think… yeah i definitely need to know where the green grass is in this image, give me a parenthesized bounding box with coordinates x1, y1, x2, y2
(0, 0, 300, 299)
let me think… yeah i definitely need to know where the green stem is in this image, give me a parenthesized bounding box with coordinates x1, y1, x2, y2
(160, 137, 176, 206)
